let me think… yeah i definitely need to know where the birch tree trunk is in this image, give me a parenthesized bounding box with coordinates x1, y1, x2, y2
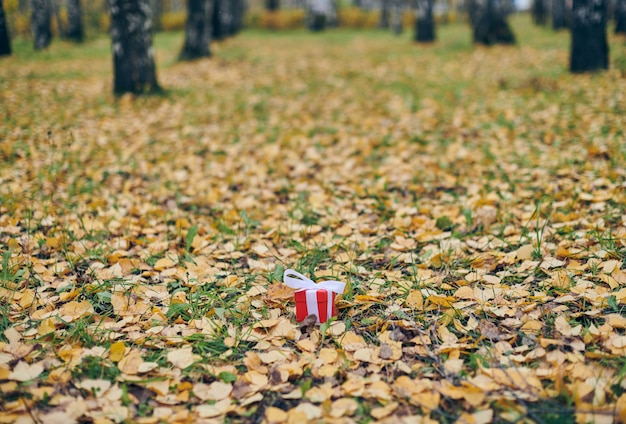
(570, 0, 608, 72)
(179, 0, 213, 60)
(65, 0, 84, 42)
(389, 0, 403, 34)
(108, 0, 160, 94)
(32, 0, 52, 50)
(0, 0, 10, 56)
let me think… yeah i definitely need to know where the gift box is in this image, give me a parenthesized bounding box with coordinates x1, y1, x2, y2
(294, 288, 338, 323)
(283, 269, 346, 324)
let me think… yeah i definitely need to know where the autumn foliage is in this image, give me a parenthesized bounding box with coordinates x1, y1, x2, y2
(1, 17, 626, 423)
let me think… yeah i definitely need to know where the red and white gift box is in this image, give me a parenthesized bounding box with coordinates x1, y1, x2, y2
(283, 269, 346, 324)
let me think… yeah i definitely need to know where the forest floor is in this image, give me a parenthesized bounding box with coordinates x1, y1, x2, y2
(1, 14, 626, 424)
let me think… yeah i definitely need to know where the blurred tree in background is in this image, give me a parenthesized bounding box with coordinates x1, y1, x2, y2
(0, 0, 10, 55)
(570, 0, 608, 72)
(64, 0, 84, 41)
(552, 0, 568, 29)
(31, 0, 52, 50)
(414, 0, 435, 41)
(179, 0, 213, 60)
(616, 0, 626, 32)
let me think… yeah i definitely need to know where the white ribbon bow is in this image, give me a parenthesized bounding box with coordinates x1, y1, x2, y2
(283, 269, 346, 322)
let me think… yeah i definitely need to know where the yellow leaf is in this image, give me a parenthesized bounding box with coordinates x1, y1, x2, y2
(370, 401, 398, 419)
(193, 381, 233, 401)
(516, 244, 534, 261)
(18, 289, 35, 309)
(154, 257, 176, 271)
(167, 346, 196, 369)
(265, 406, 288, 423)
(453, 286, 476, 300)
(427, 295, 454, 308)
(296, 338, 317, 352)
(196, 399, 233, 418)
(329, 398, 358, 418)
(405, 290, 424, 308)
(118, 349, 143, 375)
(37, 318, 56, 336)
(58, 300, 94, 322)
(46, 237, 60, 248)
(109, 341, 126, 363)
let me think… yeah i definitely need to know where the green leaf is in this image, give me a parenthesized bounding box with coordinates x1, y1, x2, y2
(186, 225, 199, 252)
(607, 295, 618, 311)
(218, 371, 237, 383)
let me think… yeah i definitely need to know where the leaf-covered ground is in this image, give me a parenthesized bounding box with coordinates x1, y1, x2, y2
(1, 16, 626, 423)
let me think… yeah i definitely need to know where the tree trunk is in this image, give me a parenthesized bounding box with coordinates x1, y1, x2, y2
(390, 0, 403, 34)
(65, 0, 84, 42)
(0, 0, 10, 56)
(380, 0, 390, 28)
(108, 0, 160, 94)
(151, 0, 163, 30)
(570, 0, 608, 72)
(231, 0, 245, 34)
(179, 0, 212, 60)
(532, 0, 548, 25)
(616, 0, 626, 32)
(552, 0, 568, 29)
(472, 0, 516, 45)
(415, 0, 435, 41)
(212, 0, 233, 40)
(308, 0, 331, 31)
(266, 0, 280, 10)
(32, 0, 52, 50)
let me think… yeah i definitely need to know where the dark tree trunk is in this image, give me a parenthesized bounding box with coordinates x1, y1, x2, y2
(180, 0, 213, 60)
(552, 0, 568, 29)
(616, 0, 626, 32)
(390, 0, 403, 34)
(380, 0, 390, 28)
(308, 0, 331, 31)
(570, 0, 608, 72)
(266, 0, 279, 10)
(224, 0, 238, 36)
(212, 0, 233, 40)
(415, 0, 435, 41)
(108, 0, 160, 94)
(32, 0, 52, 50)
(532, 0, 548, 25)
(0, 0, 10, 56)
(65, 0, 84, 42)
(231, 0, 245, 34)
(472, 0, 516, 45)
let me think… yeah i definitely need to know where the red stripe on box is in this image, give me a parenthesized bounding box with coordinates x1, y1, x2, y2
(317, 290, 328, 323)
(294, 290, 308, 322)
